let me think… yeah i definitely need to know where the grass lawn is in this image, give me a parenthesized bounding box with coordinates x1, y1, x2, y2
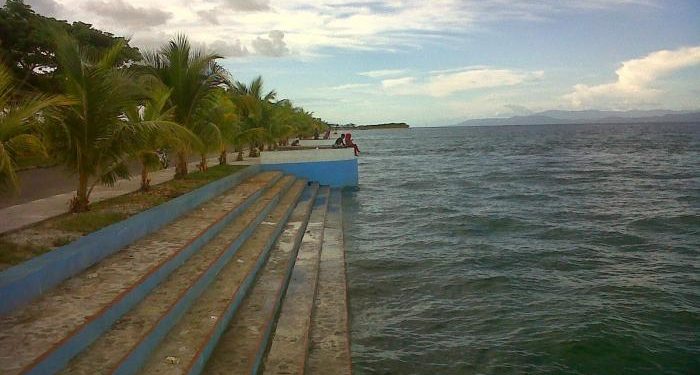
(0, 164, 247, 270)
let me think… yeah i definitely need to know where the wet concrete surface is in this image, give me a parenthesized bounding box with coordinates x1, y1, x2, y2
(262, 188, 330, 375)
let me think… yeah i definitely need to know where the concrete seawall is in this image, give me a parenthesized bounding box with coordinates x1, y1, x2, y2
(261, 148, 358, 188)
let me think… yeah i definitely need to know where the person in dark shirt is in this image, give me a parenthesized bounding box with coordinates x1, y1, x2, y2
(334, 133, 345, 147)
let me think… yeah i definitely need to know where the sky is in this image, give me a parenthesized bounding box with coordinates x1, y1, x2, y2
(19, 0, 700, 126)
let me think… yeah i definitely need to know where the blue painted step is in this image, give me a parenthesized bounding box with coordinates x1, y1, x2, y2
(137, 180, 315, 374)
(60, 176, 298, 375)
(0, 165, 263, 316)
(202, 184, 328, 375)
(0, 171, 282, 375)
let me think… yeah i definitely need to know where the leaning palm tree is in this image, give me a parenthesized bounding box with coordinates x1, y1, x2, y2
(0, 63, 70, 192)
(143, 35, 227, 178)
(46, 33, 161, 212)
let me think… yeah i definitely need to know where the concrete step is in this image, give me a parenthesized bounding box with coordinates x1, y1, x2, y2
(136, 179, 310, 375)
(202, 185, 326, 375)
(307, 189, 352, 375)
(262, 187, 330, 375)
(0, 171, 282, 375)
(60, 175, 297, 375)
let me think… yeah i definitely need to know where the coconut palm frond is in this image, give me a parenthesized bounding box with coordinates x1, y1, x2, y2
(140, 151, 163, 172)
(0, 63, 71, 192)
(0, 144, 19, 191)
(97, 160, 130, 187)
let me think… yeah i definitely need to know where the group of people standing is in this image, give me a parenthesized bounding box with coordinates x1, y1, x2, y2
(334, 133, 361, 156)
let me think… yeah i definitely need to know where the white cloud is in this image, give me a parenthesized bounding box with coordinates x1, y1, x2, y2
(25, 0, 60, 15)
(221, 0, 270, 12)
(382, 76, 417, 89)
(252, 30, 289, 57)
(82, 0, 172, 29)
(209, 40, 249, 57)
(330, 83, 373, 90)
(380, 68, 544, 97)
(428, 69, 544, 97)
(358, 69, 408, 78)
(197, 9, 220, 25)
(565, 46, 700, 108)
(28, 0, 656, 59)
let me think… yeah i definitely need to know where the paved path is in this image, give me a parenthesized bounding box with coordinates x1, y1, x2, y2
(0, 166, 77, 209)
(0, 153, 260, 235)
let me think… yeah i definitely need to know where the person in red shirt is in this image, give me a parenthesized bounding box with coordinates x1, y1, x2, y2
(344, 133, 360, 156)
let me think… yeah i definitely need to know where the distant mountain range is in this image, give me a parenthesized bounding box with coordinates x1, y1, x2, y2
(453, 110, 700, 127)
(336, 122, 410, 129)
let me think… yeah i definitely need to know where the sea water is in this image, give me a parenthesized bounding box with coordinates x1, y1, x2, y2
(343, 123, 699, 375)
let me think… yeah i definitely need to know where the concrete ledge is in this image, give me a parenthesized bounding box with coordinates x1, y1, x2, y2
(261, 149, 357, 187)
(261, 148, 355, 164)
(298, 139, 335, 147)
(0, 165, 261, 316)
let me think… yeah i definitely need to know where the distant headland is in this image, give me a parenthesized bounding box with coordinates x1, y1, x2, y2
(334, 122, 410, 130)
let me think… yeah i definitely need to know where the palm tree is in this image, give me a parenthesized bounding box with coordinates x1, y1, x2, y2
(0, 63, 70, 192)
(230, 91, 269, 157)
(143, 35, 227, 178)
(46, 33, 161, 212)
(231, 76, 277, 156)
(232, 75, 276, 102)
(267, 99, 298, 149)
(124, 80, 200, 190)
(203, 89, 239, 166)
(192, 110, 223, 172)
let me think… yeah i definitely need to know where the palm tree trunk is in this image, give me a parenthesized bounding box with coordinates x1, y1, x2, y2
(236, 150, 244, 161)
(140, 161, 150, 191)
(199, 154, 207, 172)
(248, 143, 258, 157)
(219, 149, 227, 165)
(71, 172, 90, 212)
(175, 151, 188, 178)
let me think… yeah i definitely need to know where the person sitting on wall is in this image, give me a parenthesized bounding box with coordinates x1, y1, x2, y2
(334, 133, 345, 148)
(291, 139, 300, 146)
(344, 133, 360, 156)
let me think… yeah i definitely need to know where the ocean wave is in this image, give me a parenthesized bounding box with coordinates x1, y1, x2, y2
(346, 123, 700, 374)
(630, 214, 700, 234)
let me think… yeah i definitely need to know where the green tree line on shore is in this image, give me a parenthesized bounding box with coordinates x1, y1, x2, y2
(0, 0, 328, 212)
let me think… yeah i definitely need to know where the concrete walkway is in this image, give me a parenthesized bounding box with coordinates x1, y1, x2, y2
(0, 153, 260, 235)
